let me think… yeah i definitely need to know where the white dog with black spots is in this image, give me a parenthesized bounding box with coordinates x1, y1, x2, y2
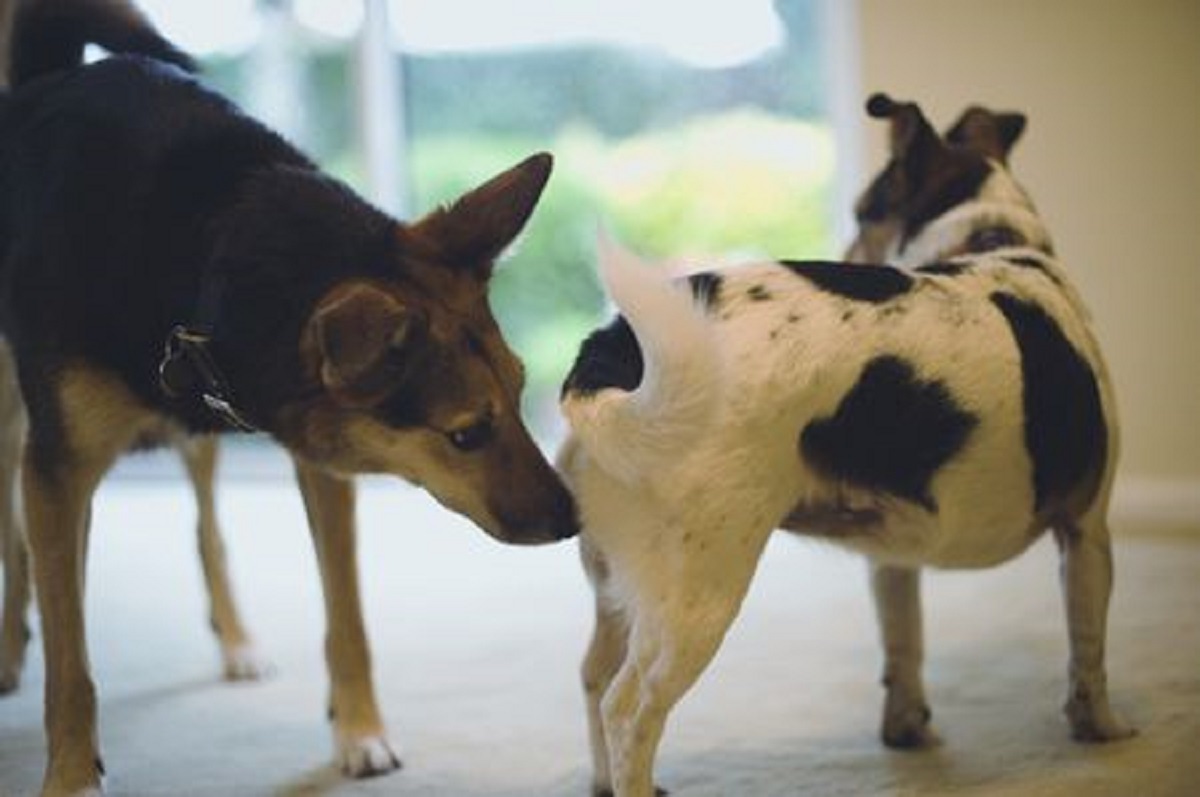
(557, 94, 1133, 797)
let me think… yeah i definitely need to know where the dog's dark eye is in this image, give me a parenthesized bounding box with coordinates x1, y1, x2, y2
(446, 418, 493, 452)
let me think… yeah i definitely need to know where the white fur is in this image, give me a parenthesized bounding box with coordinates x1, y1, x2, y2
(561, 236, 720, 486)
(560, 179, 1131, 796)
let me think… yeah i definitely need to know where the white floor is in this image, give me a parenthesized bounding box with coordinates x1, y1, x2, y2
(1, 449, 1198, 796)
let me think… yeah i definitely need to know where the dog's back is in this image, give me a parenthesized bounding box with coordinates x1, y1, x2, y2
(562, 240, 1112, 570)
(0, 2, 383, 432)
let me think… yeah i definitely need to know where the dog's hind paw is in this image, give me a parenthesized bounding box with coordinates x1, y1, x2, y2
(881, 704, 941, 750)
(592, 786, 668, 796)
(1066, 698, 1136, 743)
(220, 643, 273, 682)
(337, 734, 402, 778)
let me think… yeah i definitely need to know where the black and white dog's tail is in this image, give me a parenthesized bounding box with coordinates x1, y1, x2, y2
(561, 235, 721, 484)
(6, 0, 195, 88)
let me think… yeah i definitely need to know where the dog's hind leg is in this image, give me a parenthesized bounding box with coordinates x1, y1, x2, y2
(870, 562, 938, 748)
(580, 539, 663, 797)
(177, 435, 268, 681)
(1053, 509, 1134, 742)
(0, 341, 30, 695)
(601, 524, 767, 797)
(294, 459, 400, 778)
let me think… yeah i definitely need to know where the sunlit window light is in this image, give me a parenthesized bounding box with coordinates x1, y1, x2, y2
(136, 0, 784, 69)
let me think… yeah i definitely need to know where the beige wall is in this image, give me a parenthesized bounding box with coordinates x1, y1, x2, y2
(851, 0, 1200, 489)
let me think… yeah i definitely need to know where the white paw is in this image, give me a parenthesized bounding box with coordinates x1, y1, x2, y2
(221, 643, 273, 682)
(336, 734, 401, 778)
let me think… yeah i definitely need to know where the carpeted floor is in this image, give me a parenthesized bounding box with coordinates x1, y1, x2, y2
(1, 451, 1197, 796)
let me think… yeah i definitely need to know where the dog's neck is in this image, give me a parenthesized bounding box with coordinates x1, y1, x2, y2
(894, 198, 1054, 267)
(157, 167, 394, 436)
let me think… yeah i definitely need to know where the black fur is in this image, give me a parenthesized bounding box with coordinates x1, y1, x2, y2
(561, 316, 644, 398)
(746, 284, 772, 302)
(915, 261, 969, 277)
(800, 356, 978, 511)
(898, 156, 991, 250)
(990, 293, 1107, 513)
(10, 0, 197, 85)
(0, 55, 399, 467)
(684, 272, 723, 311)
(855, 149, 991, 252)
(1002, 254, 1061, 284)
(780, 260, 914, 304)
(965, 226, 1025, 253)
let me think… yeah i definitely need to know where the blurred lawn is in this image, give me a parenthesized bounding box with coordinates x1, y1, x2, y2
(404, 109, 834, 431)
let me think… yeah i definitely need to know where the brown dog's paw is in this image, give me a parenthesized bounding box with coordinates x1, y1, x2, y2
(220, 643, 274, 682)
(337, 734, 402, 778)
(1065, 688, 1137, 743)
(592, 787, 668, 796)
(1066, 703, 1137, 743)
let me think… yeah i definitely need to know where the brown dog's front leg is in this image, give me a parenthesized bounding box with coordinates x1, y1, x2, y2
(178, 435, 267, 681)
(294, 459, 400, 778)
(24, 450, 105, 796)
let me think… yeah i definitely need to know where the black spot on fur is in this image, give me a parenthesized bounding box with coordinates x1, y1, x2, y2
(1002, 255, 1061, 284)
(800, 356, 977, 511)
(916, 261, 969, 277)
(990, 293, 1107, 513)
(684, 272, 723, 310)
(561, 316, 643, 399)
(781, 261, 913, 304)
(966, 226, 1025, 253)
(747, 285, 772, 302)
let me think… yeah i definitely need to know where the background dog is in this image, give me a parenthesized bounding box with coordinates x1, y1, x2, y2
(0, 1, 576, 794)
(557, 94, 1131, 797)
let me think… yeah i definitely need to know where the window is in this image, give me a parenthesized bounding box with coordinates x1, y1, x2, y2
(142, 0, 840, 434)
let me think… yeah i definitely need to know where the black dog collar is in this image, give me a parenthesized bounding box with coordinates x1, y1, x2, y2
(158, 325, 259, 432)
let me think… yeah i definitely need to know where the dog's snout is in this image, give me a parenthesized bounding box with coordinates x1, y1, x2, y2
(495, 480, 580, 545)
(549, 484, 581, 540)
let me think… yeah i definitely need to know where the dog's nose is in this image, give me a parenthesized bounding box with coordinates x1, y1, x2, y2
(497, 484, 579, 545)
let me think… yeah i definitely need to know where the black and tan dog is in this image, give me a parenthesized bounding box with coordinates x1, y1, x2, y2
(0, 1, 577, 794)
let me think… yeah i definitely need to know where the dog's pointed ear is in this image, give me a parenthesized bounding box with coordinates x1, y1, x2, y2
(409, 152, 553, 280)
(866, 92, 945, 176)
(945, 106, 1027, 162)
(307, 282, 426, 407)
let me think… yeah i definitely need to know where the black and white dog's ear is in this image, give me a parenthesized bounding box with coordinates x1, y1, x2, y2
(945, 106, 1027, 163)
(865, 92, 946, 181)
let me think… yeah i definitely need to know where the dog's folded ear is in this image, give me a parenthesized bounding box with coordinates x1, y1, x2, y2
(307, 282, 427, 408)
(945, 106, 1027, 163)
(866, 92, 945, 179)
(409, 152, 553, 280)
